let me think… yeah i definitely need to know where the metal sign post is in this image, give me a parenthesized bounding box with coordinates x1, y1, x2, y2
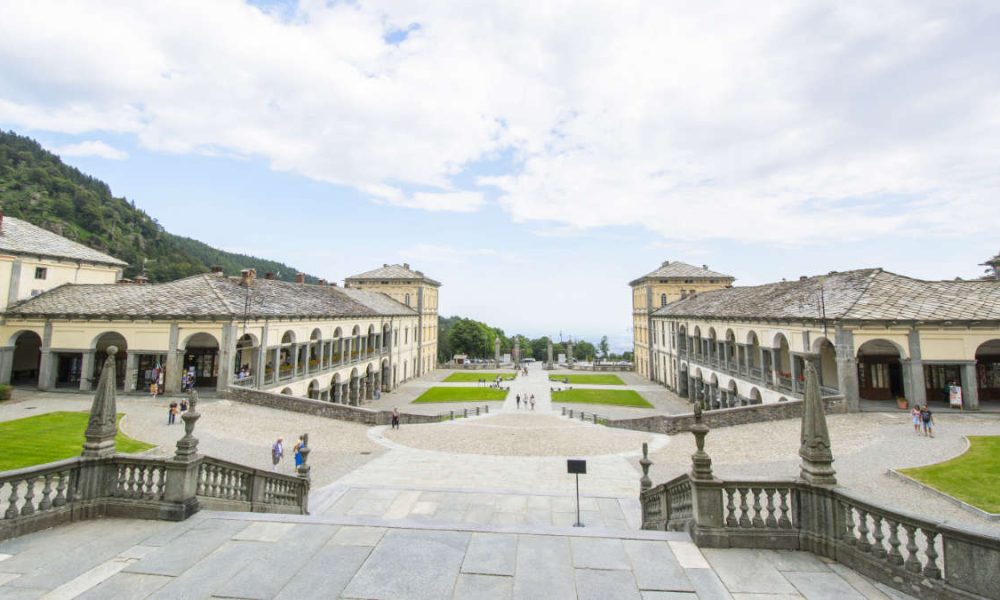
(567, 459, 587, 527)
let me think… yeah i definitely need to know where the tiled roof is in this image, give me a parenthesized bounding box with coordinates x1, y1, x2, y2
(0, 217, 127, 266)
(345, 264, 441, 286)
(629, 261, 734, 286)
(7, 274, 418, 319)
(653, 269, 1000, 322)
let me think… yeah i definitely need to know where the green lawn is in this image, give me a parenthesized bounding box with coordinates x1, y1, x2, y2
(551, 389, 652, 408)
(899, 436, 1000, 513)
(0, 411, 155, 471)
(412, 387, 509, 403)
(548, 374, 625, 385)
(443, 372, 517, 383)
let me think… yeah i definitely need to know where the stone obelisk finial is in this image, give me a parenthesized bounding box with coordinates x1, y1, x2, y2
(689, 402, 713, 481)
(799, 356, 836, 485)
(83, 346, 119, 458)
(297, 433, 311, 481)
(639, 442, 653, 491)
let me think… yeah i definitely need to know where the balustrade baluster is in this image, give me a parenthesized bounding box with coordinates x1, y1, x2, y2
(778, 489, 791, 529)
(871, 514, 886, 559)
(841, 503, 856, 545)
(751, 489, 764, 528)
(856, 510, 871, 553)
(116, 465, 127, 496)
(738, 488, 751, 528)
(196, 465, 207, 495)
(156, 467, 166, 499)
(764, 488, 777, 528)
(902, 524, 922, 574)
(923, 530, 941, 579)
(126, 464, 138, 497)
(39, 473, 53, 511)
(6, 481, 21, 519)
(54, 471, 68, 507)
(20, 477, 36, 516)
(887, 521, 904, 565)
(725, 488, 737, 527)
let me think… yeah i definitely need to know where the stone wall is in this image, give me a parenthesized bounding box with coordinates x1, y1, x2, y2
(226, 386, 440, 425)
(607, 396, 847, 435)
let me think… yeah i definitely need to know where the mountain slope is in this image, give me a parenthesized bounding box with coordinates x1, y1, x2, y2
(0, 130, 317, 283)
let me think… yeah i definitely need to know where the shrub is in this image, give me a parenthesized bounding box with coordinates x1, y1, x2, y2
(0, 384, 12, 401)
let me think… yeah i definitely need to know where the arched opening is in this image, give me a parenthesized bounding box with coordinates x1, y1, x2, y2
(813, 338, 840, 393)
(707, 328, 718, 364)
(332, 327, 343, 365)
(10, 331, 42, 386)
(677, 325, 688, 355)
(330, 373, 343, 403)
(778, 396, 788, 402)
(349, 367, 360, 405)
(93, 332, 128, 389)
(857, 339, 904, 402)
(728, 380, 739, 406)
(381, 358, 390, 391)
(708, 373, 719, 409)
(309, 328, 322, 372)
(367, 325, 376, 357)
(382, 324, 391, 355)
(723, 330, 737, 372)
(773, 333, 791, 390)
(278, 331, 296, 380)
(307, 379, 320, 400)
(750, 387, 762, 405)
(280, 387, 293, 396)
(183, 333, 219, 389)
(234, 333, 258, 384)
(746, 331, 761, 374)
(692, 326, 702, 359)
(660, 293, 667, 307)
(351, 326, 361, 362)
(975, 340, 1000, 402)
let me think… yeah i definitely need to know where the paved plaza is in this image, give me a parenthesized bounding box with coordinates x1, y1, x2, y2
(2, 367, 997, 597)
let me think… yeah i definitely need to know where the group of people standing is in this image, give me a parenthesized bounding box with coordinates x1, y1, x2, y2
(911, 405, 935, 437)
(271, 435, 308, 472)
(166, 397, 190, 424)
(515, 393, 535, 410)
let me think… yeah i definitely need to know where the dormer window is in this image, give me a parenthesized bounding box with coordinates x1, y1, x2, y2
(34, 267, 47, 280)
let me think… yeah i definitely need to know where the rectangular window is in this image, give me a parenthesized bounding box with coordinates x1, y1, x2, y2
(35, 267, 47, 280)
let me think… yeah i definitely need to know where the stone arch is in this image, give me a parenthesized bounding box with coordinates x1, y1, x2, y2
(749, 387, 762, 404)
(330, 372, 343, 403)
(778, 396, 788, 402)
(93, 332, 128, 389)
(9, 330, 42, 386)
(280, 330, 296, 344)
(812, 337, 839, 392)
(183, 332, 220, 389)
(746, 331, 761, 369)
(235, 333, 258, 379)
(280, 387, 293, 396)
(856, 339, 904, 402)
(772, 332, 791, 382)
(307, 379, 320, 400)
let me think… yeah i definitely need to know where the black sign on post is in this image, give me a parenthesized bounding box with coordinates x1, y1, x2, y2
(567, 459, 587, 527)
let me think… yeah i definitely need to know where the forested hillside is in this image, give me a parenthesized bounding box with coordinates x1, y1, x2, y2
(0, 130, 317, 282)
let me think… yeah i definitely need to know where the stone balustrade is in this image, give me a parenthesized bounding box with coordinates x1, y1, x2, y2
(197, 457, 308, 514)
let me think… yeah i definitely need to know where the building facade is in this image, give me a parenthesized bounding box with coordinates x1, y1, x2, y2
(648, 269, 1000, 411)
(345, 263, 440, 378)
(0, 220, 436, 404)
(629, 261, 734, 380)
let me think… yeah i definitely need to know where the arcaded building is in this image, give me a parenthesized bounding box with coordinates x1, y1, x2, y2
(648, 268, 1000, 411)
(0, 216, 438, 404)
(629, 261, 734, 380)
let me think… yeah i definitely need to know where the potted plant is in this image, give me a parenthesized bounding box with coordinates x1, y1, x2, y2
(896, 396, 909, 409)
(0, 384, 11, 402)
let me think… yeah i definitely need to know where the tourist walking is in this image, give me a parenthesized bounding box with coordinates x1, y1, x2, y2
(910, 405, 921, 434)
(530, 394, 535, 410)
(920, 406, 935, 438)
(150, 380, 159, 400)
(271, 437, 284, 471)
(391, 407, 400, 430)
(293, 435, 306, 469)
(167, 401, 178, 425)
(516, 394, 521, 409)
(180, 397, 189, 413)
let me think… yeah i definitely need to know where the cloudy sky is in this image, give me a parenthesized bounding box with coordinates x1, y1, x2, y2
(2, 0, 998, 349)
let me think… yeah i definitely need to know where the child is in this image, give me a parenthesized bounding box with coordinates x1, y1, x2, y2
(910, 405, 921, 435)
(920, 406, 934, 438)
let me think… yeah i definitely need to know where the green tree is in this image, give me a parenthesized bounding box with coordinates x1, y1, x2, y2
(599, 336, 610, 360)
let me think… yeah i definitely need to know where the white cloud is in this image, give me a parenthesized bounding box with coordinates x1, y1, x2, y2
(1, 0, 999, 243)
(50, 140, 129, 160)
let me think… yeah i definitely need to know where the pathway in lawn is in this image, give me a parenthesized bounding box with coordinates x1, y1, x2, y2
(502, 365, 553, 413)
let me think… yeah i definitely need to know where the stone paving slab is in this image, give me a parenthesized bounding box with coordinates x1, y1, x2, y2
(341, 529, 469, 600)
(462, 532, 517, 576)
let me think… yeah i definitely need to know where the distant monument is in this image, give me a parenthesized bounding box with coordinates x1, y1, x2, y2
(494, 337, 501, 367)
(513, 336, 521, 367)
(545, 337, 554, 370)
(567, 340, 575, 367)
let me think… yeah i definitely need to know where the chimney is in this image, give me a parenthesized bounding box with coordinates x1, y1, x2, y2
(702, 264, 708, 270)
(210, 265, 224, 275)
(265, 272, 275, 280)
(318, 278, 327, 286)
(240, 268, 256, 287)
(800, 275, 808, 281)
(295, 273, 305, 284)
(134, 274, 148, 285)
(403, 263, 410, 270)
(383, 263, 389, 267)
(661, 260, 670, 267)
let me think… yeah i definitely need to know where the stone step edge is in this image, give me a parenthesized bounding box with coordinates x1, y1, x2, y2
(198, 510, 690, 542)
